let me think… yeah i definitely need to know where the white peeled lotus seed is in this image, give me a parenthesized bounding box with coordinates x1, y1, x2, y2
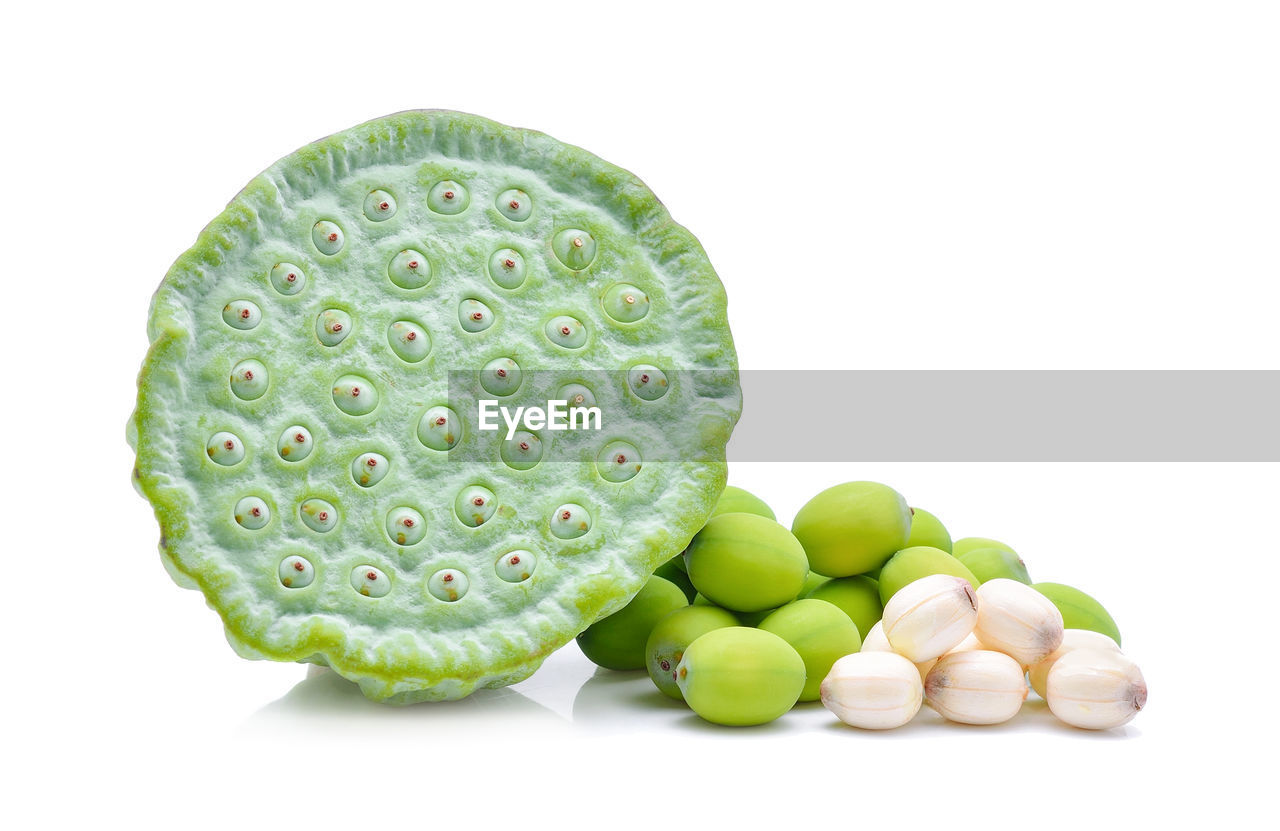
(1046, 648, 1147, 730)
(882, 574, 979, 662)
(1028, 629, 1122, 698)
(924, 650, 1028, 725)
(946, 632, 985, 655)
(973, 578, 1065, 666)
(821, 651, 924, 730)
(861, 621, 892, 652)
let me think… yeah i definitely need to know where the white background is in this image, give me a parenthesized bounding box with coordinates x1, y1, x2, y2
(3, 1, 1278, 828)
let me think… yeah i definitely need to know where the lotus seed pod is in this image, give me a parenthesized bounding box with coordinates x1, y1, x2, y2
(952, 537, 1016, 559)
(576, 576, 690, 671)
(882, 574, 979, 662)
(905, 507, 952, 552)
(1028, 629, 1122, 698)
(684, 513, 809, 612)
(803, 575, 883, 639)
(792, 481, 912, 577)
(676, 627, 806, 726)
(974, 578, 1065, 666)
(644, 605, 739, 699)
(877, 545, 980, 606)
(710, 485, 776, 521)
(1033, 582, 1123, 646)
(1046, 648, 1146, 729)
(127, 110, 741, 703)
(758, 599, 863, 701)
(653, 555, 697, 602)
(820, 651, 924, 730)
(924, 650, 1028, 725)
(957, 546, 1032, 585)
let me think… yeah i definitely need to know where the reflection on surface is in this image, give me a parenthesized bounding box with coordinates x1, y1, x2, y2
(571, 666, 688, 731)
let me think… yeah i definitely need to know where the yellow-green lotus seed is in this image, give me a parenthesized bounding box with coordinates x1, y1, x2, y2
(957, 547, 1032, 584)
(791, 481, 912, 577)
(758, 599, 863, 702)
(206, 431, 244, 466)
(676, 627, 806, 726)
(653, 556, 696, 602)
(222, 300, 261, 330)
(711, 485, 776, 520)
(645, 605, 738, 699)
(952, 537, 1017, 559)
(905, 507, 952, 552)
(1033, 582, 1122, 646)
(576, 575, 689, 670)
(804, 574, 883, 639)
(877, 546, 979, 605)
(684, 513, 808, 612)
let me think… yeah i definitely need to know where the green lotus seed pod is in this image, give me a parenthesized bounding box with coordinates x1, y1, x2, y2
(803, 575, 883, 639)
(684, 513, 808, 612)
(877, 546, 980, 606)
(957, 546, 1032, 584)
(645, 605, 739, 699)
(576, 576, 690, 670)
(654, 556, 697, 602)
(1033, 582, 1122, 646)
(952, 537, 1017, 559)
(758, 599, 863, 702)
(791, 481, 912, 577)
(676, 627, 806, 726)
(905, 507, 951, 553)
(127, 110, 741, 703)
(710, 485, 776, 520)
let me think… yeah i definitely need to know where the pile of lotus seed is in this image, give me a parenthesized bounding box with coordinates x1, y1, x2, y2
(576, 481, 1147, 731)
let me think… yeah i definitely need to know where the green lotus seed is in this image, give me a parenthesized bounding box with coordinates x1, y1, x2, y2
(545, 315, 587, 349)
(627, 364, 669, 401)
(417, 405, 461, 450)
(684, 513, 809, 612)
(351, 452, 388, 487)
(351, 565, 391, 598)
(388, 249, 432, 290)
(877, 545, 979, 605)
(496, 550, 536, 583)
(279, 555, 314, 587)
(800, 571, 830, 596)
(496, 188, 532, 222)
(791, 481, 912, 577)
(556, 383, 596, 409)
(676, 627, 806, 726)
(312, 219, 344, 255)
(315, 309, 352, 347)
(222, 300, 261, 330)
(653, 556, 696, 602)
(459, 298, 495, 332)
(645, 605, 739, 699)
(957, 546, 1032, 584)
(386, 506, 426, 546)
(552, 228, 597, 270)
(1033, 582, 1122, 646)
(601, 283, 650, 323)
(952, 537, 1016, 559)
(278, 555, 315, 589)
(551, 503, 591, 539)
(455, 485, 497, 527)
(500, 430, 543, 470)
(387, 319, 431, 363)
(576, 575, 689, 670)
(276, 425, 313, 462)
(596, 440, 642, 483)
(804, 574, 883, 639)
(905, 507, 952, 552)
(331, 374, 378, 416)
(206, 431, 244, 466)
(759, 599, 863, 702)
(480, 357, 522, 396)
(299, 498, 338, 533)
(427, 180, 469, 214)
(269, 262, 306, 295)
(711, 485, 776, 521)
(233, 496, 270, 529)
(229, 359, 268, 401)
(487, 248, 527, 289)
(427, 568, 469, 602)
(363, 189, 397, 222)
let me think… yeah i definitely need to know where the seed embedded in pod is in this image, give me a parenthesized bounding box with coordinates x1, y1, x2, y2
(496, 188, 532, 222)
(602, 283, 650, 323)
(315, 309, 352, 347)
(496, 549, 536, 583)
(206, 431, 245, 466)
(351, 452, 389, 488)
(278, 555, 314, 589)
(427, 568, 469, 602)
(820, 651, 924, 730)
(230, 359, 269, 401)
(386, 506, 426, 546)
(1046, 648, 1146, 730)
(881, 574, 978, 663)
(552, 228, 597, 271)
(363, 189, 397, 221)
(627, 364, 669, 401)
(500, 430, 543, 470)
(388, 249, 432, 290)
(417, 405, 462, 451)
(299, 498, 338, 533)
(233, 496, 270, 530)
(331, 374, 378, 416)
(276, 425, 313, 461)
(487, 248, 526, 289)
(974, 578, 1065, 666)
(269, 262, 307, 295)
(481, 357, 522, 396)
(312, 219, 344, 255)
(595, 440, 642, 483)
(550, 503, 591, 539)
(428, 180, 469, 214)
(545, 315, 587, 349)
(222, 300, 262, 330)
(458, 298, 494, 333)
(924, 650, 1028, 725)
(454, 485, 497, 527)
(351, 565, 391, 598)
(1029, 629, 1122, 699)
(388, 320, 431, 363)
